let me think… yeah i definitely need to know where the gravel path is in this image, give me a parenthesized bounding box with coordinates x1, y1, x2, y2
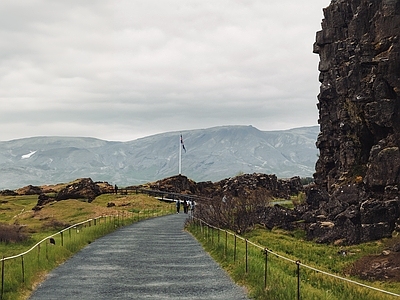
(29, 213, 250, 300)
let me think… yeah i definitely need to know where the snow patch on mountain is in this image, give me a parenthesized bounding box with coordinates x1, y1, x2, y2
(21, 151, 37, 159)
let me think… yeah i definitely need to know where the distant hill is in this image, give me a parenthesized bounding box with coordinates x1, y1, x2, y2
(0, 125, 319, 190)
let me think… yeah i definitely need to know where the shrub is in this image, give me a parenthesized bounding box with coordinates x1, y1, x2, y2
(196, 190, 271, 233)
(0, 224, 28, 243)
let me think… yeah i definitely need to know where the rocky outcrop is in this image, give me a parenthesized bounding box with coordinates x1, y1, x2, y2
(257, 205, 300, 231)
(307, 0, 400, 244)
(31, 178, 114, 209)
(12, 184, 58, 196)
(33, 193, 56, 211)
(138, 173, 303, 201)
(55, 178, 102, 202)
(0, 190, 18, 196)
(15, 185, 43, 195)
(145, 175, 200, 194)
(206, 174, 303, 200)
(96, 182, 116, 194)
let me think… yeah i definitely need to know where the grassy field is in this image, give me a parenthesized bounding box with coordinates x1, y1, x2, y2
(0, 192, 175, 299)
(187, 220, 400, 300)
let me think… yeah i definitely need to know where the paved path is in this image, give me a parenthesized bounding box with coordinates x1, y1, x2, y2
(29, 214, 250, 300)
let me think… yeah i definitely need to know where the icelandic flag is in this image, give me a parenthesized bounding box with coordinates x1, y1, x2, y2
(180, 135, 186, 152)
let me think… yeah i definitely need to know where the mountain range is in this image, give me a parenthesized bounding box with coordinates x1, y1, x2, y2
(0, 125, 319, 190)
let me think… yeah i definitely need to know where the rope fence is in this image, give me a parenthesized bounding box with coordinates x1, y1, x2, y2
(190, 217, 400, 299)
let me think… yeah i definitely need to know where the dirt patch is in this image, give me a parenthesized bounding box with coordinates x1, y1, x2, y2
(348, 244, 400, 282)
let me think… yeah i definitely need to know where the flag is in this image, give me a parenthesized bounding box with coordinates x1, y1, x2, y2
(180, 135, 186, 152)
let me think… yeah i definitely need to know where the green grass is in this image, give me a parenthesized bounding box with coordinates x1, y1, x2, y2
(0, 193, 175, 300)
(244, 226, 384, 274)
(186, 221, 400, 300)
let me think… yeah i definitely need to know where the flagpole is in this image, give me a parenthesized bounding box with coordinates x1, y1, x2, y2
(179, 135, 182, 175)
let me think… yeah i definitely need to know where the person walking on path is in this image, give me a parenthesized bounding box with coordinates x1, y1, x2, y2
(189, 200, 195, 216)
(29, 214, 249, 300)
(183, 200, 188, 214)
(176, 200, 181, 213)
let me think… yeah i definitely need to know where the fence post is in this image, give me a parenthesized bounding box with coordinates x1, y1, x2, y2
(224, 231, 228, 258)
(1, 257, 4, 300)
(234, 235, 237, 263)
(296, 260, 301, 300)
(264, 249, 268, 290)
(61, 232, 64, 247)
(21, 255, 25, 283)
(245, 239, 248, 273)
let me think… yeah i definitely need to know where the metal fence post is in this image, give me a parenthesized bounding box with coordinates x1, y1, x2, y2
(234, 235, 237, 263)
(264, 249, 268, 290)
(1, 257, 4, 300)
(21, 255, 25, 283)
(245, 239, 248, 273)
(224, 231, 228, 257)
(296, 260, 301, 300)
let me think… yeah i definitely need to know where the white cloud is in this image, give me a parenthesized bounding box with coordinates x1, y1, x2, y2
(0, 0, 330, 141)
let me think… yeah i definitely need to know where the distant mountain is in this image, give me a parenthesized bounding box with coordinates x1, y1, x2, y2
(0, 125, 319, 190)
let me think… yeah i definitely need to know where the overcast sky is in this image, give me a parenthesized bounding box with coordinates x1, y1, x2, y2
(0, 0, 330, 142)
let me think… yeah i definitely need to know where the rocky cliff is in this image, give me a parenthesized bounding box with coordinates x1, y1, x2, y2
(308, 0, 400, 244)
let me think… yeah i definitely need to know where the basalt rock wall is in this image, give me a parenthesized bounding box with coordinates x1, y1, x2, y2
(309, 0, 400, 244)
(139, 174, 303, 200)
